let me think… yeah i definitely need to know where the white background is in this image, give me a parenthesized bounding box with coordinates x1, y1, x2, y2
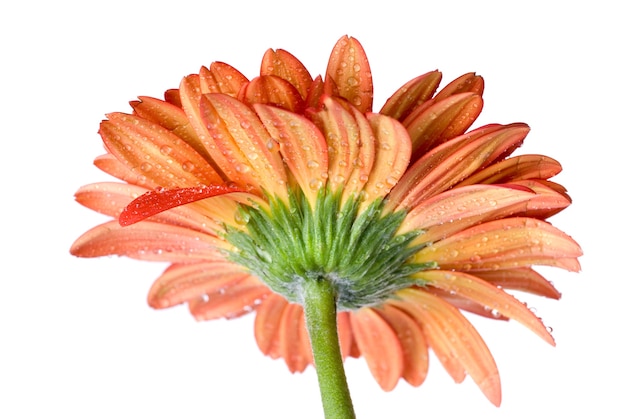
(1, 1, 622, 418)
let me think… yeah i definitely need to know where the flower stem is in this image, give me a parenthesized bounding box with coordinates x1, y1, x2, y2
(303, 279, 356, 419)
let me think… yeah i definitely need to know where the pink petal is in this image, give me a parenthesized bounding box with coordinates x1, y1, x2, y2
(239, 75, 305, 113)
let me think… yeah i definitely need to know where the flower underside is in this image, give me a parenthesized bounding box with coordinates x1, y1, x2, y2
(227, 186, 434, 310)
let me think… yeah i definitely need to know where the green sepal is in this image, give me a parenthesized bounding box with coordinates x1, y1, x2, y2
(225, 187, 434, 310)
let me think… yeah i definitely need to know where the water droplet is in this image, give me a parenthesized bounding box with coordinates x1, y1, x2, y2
(140, 162, 152, 172)
(309, 178, 323, 190)
(236, 163, 251, 173)
(240, 120, 251, 129)
(346, 77, 359, 87)
(160, 145, 172, 155)
(332, 174, 345, 184)
(182, 161, 195, 172)
(352, 96, 362, 106)
(385, 176, 398, 186)
(248, 152, 259, 161)
(307, 160, 319, 168)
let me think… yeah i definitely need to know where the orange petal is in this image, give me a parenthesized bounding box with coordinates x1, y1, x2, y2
(308, 96, 363, 193)
(474, 268, 562, 299)
(375, 305, 429, 387)
(419, 270, 556, 345)
(239, 75, 305, 113)
(380, 71, 442, 121)
(394, 288, 502, 406)
(179, 76, 253, 185)
(325, 35, 373, 113)
(337, 311, 358, 359)
(260, 48, 313, 100)
(433, 72, 485, 101)
(147, 261, 249, 308)
(278, 303, 310, 373)
(403, 92, 483, 157)
(254, 293, 289, 358)
(204, 94, 289, 198)
(350, 308, 404, 391)
(130, 96, 210, 162)
(458, 154, 563, 186)
(361, 113, 412, 206)
(400, 184, 537, 242)
(198, 62, 248, 96)
(70, 220, 230, 262)
(412, 217, 583, 272)
(99, 113, 223, 188)
(94, 154, 141, 185)
(188, 276, 270, 321)
(254, 103, 329, 204)
(389, 123, 530, 210)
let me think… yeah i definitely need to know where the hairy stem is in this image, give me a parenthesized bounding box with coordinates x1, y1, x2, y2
(303, 279, 356, 419)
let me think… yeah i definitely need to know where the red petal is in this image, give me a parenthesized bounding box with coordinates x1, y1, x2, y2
(119, 185, 244, 226)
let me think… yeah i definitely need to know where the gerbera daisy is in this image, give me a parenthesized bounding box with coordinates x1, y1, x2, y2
(71, 35, 581, 417)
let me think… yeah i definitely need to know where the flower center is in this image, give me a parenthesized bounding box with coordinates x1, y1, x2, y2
(225, 188, 434, 310)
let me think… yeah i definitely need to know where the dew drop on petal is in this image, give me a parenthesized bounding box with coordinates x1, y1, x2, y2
(182, 161, 195, 172)
(140, 162, 152, 172)
(307, 160, 320, 168)
(309, 178, 323, 190)
(160, 145, 173, 155)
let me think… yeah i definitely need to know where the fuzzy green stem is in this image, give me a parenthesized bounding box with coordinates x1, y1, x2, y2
(303, 278, 356, 419)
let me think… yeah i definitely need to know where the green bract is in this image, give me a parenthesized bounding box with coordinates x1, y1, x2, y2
(226, 188, 435, 310)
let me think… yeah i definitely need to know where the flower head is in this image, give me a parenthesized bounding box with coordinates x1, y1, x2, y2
(71, 35, 581, 406)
